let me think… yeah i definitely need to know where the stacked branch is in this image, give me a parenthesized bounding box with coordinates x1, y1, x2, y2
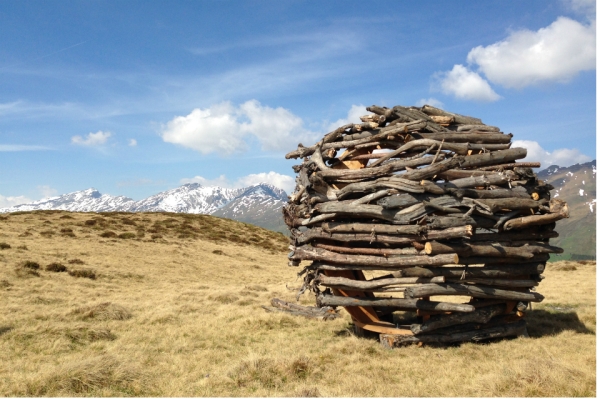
(282, 104, 567, 346)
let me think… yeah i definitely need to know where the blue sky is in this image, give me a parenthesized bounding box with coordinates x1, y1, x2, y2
(0, 0, 596, 206)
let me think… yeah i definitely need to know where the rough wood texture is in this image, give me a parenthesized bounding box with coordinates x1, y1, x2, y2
(404, 283, 544, 302)
(282, 103, 563, 344)
(317, 294, 475, 313)
(289, 246, 458, 267)
(381, 320, 527, 346)
(410, 303, 506, 334)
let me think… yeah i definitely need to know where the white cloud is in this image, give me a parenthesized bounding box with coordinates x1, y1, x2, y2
(327, 104, 366, 131)
(513, 140, 592, 168)
(467, 17, 596, 88)
(161, 102, 245, 155)
(415, 98, 444, 109)
(180, 171, 295, 193)
(239, 100, 316, 151)
(37, 185, 58, 199)
(128, 139, 137, 146)
(236, 172, 295, 194)
(436, 65, 501, 102)
(0, 194, 32, 208)
(161, 100, 317, 155)
(71, 131, 112, 146)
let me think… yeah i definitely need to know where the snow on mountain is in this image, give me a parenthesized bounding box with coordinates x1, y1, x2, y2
(538, 160, 596, 260)
(0, 188, 135, 213)
(0, 182, 289, 232)
(128, 183, 241, 214)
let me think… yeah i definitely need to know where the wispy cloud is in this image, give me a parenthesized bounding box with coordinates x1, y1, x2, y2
(0, 144, 53, 151)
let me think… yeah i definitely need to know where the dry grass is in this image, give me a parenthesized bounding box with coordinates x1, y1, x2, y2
(0, 210, 595, 397)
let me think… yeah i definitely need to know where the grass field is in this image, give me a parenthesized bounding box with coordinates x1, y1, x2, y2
(0, 211, 595, 397)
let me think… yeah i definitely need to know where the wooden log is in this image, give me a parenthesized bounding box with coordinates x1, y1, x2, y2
(313, 243, 420, 256)
(317, 275, 445, 291)
(317, 294, 475, 313)
(360, 114, 387, 124)
(473, 198, 545, 213)
(424, 174, 510, 191)
(381, 319, 527, 346)
(337, 177, 425, 199)
(369, 139, 510, 168)
(478, 162, 541, 171)
(504, 200, 569, 230)
(470, 229, 558, 242)
(430, 115, 454, 125)
(410, 132, 512, 144)
(447, 277, 539, 287)
(419, 105, 483, 125)
(294, 226, 472, 246)
(459, 148, 527, 168)
(322, 221, 425, 235)
(402, 156, 463, 181)
(458, 253, 550, 265)
(316, 154, 443, 181)
(410, 303, 506, 334)
(426, 215, 497, 229)
(445, 187, 532, 199)
(404, 283, 544, 302)
(424, 241, 563, 258)
(289, 246, 459, 266)
(286, 120, 426, 159)
(438, 169, 504, 179)
(314, 202, 422, 224)
(389, 263, 546, 278)
(456, 124, 500, 132)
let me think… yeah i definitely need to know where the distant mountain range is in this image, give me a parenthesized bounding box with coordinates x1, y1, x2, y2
(539, 160, 596, 260)
(0, 183, 289, 233)
(1, 161, 595, 258)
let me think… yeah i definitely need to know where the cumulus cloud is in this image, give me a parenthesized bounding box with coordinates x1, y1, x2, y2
(180, 171, 295, 193)
(467, 17, 596, 88)
(128, 139, 137, 146)
(436, 65, 501, 102)
(71, 131, 112, 146)
(415, 98, 444, 109)
(161, 100, 318, 155)
(0, 194, 32, 208)
(37, 185, 58, 199)
(161, 102, 246, 154)
(327, 104, 367, 131)
(513, 140, 592, 168)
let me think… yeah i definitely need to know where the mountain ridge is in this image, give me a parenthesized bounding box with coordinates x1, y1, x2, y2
(0, 183, 289, 233)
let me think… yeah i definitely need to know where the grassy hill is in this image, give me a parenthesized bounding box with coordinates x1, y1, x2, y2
(0, 211, 595, 396)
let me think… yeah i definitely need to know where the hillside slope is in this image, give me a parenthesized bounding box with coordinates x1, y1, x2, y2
(0, 210, 594, 397)
(538, 161, 596, 260)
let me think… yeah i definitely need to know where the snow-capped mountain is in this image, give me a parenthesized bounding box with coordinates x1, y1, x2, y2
(0, 188, 136, 213)
(128, 183, 242, 214)
(538, 160, 596, 261)
(212, 184, 288, 232)
(0, 183, 288, 233)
